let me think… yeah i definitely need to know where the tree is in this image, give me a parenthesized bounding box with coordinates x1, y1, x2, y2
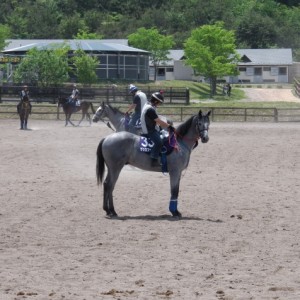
(235, 11, 277, 48)
(128, 27, 174, 81)
(184, 22, 240, 96)
(73, 29, 103, 40)
(0, 24, 10, 51)
(13, 46, 70, 86)
(71, 48, 98, 85)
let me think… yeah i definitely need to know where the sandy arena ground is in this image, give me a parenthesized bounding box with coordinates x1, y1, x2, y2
(0, 118, 300, 300)
(242, 88, 300, 102)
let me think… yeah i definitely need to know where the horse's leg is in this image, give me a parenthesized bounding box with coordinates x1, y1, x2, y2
(169, 171, 182, 218)
(103, 167, 123, 217)
(65, 113, 68, 126)
(86, 113, 91, 125)
(19, 115, 24, 129)
(66, 113, 76, 126)
(78, 112, 85, 126)
(68, 113, 77, 127)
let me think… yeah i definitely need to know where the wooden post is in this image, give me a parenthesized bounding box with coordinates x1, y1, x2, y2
(274, 108, 278, 122)
(185, 88, 190, 105)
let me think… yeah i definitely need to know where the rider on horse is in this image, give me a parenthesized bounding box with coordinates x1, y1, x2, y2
(17, 85, 32, 114)
(141, 92, 175, 166)
(67, 84, 80, 109)
(125, 84, 147, 133)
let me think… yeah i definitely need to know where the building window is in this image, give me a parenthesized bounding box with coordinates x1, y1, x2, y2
(157, 68, 165, 76)
(254, 67, 262, 75)
(263, 67, 271, 71)
(239, 67, 246, 72)
(279, 67, 287, 75)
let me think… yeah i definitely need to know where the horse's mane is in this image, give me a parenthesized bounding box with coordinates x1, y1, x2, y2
(108, 104, 123, 115)
(176, 115, 195, 137)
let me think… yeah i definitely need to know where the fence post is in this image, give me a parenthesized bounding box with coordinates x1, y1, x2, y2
(0, 86, 2, 103)
(185, 88, 190, 105)
(56, 104, 60, 120)
(274, 108, 278, 122)
(106, 87, 109, 103)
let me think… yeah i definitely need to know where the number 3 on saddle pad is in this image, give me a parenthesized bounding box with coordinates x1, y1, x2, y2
(139, 136, 154, 153)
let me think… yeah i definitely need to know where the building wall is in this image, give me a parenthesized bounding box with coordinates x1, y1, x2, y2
(289, 62, 300, 81)
(174, 61, 194, 80)
(234, 66, 290, 84)
(96, 53, 149, 80)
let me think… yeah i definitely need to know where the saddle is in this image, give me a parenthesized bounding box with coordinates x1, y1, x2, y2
(139, 130, 174, 154)
(139, 130, 178, 173)
(124, 114, 141, 130)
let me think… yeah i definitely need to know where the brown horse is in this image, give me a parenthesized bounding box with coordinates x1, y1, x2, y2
(17, 99, 31, 130)
(58, 97, 95, 126)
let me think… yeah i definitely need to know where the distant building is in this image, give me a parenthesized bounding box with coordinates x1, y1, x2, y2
(150, 48, 294, 84)
(0, 39, 149, 82)
(1, 40, 296, 84)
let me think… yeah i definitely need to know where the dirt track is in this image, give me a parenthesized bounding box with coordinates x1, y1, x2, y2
(242, 88, 300, 102)
(1, 119, 300, 300)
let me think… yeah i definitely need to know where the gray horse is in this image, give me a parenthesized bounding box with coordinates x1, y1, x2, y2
(92, 102, 141, 134)
(96, 110, 211, 218)
(93, 102, 173, 134)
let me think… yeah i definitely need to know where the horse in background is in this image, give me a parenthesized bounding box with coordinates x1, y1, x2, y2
(17, 96, 31, 130)
(93, 102, 173, 134)
(57, 97, 95, 126)
(92, 102, 140, 134)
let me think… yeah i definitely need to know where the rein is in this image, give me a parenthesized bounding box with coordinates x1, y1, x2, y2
(173, 115, 208, 150)
(99, 116, 115, 131)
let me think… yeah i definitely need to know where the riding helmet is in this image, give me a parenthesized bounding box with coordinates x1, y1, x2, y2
(129, 84, 138, 94)
(151, 92, 164, 103)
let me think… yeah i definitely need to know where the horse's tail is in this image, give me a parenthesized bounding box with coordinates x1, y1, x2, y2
(90, 102, 95, 114)
(96, 138, 106, 185)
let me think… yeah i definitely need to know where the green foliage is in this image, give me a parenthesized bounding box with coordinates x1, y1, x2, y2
(184, 22, 240, 96)
(128, 27, 174, 80)
(0, 0, 300, 55)
(73, 29, 103, 39)
(13, 45, 70, 86)
(0, 24, 10, 51)
(71, 48, 98, 85)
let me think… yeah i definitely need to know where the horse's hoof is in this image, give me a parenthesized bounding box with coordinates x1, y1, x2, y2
(105, 213, 118, 219)
(171, 210, 182, 218)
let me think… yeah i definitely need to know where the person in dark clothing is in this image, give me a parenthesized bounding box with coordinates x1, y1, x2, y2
(17, 85, 32, 114)
(140, 92, 175, 166)
(126, 84, 147, 133)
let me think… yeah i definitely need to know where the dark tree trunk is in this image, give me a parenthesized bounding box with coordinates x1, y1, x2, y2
(210, 76, 217, 97)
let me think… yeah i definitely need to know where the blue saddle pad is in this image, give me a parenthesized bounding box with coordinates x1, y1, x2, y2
(139, 133, 175, 156)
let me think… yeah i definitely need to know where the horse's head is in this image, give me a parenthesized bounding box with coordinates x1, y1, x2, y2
(197, 110, 211, 143)
(92, 102, 107, 122)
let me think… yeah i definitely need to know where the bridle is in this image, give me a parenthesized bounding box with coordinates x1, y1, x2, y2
(174, 114, 210, 150)
(196, 115, 210, 141)
(94, 106, 116, 131)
